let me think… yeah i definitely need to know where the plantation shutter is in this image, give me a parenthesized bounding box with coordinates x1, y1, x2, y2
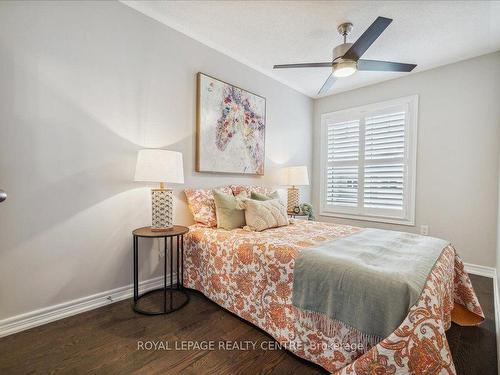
(363, 111, 405, 211)
(326, 120, 360, 208)
(321, 96, 417, 224)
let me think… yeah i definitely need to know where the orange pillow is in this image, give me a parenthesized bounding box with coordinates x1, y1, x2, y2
(184, 186, 232, 227)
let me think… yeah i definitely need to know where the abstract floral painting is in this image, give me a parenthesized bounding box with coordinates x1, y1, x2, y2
(196, 73, 266, 175)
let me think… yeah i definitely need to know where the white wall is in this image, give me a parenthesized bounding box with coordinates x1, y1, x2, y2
(313, 52, 500, 268)
(497, 150, 500, 290)
(497, 148, 500, 367)
(0, 1, 313, 320)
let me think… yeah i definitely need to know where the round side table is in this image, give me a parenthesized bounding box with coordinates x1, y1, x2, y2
(132, 226, 189, 315)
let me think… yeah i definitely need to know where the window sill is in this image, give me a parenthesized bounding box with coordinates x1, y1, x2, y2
(319, 211, 415, 226)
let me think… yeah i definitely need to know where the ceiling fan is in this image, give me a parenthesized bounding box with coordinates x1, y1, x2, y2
(273, 17, 417, 96)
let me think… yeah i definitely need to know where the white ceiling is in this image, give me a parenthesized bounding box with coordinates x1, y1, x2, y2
(122, 0, 500, 98)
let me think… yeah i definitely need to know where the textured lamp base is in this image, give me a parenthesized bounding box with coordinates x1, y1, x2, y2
(151, 188, 173, 231)
(287, 186, 300, 213)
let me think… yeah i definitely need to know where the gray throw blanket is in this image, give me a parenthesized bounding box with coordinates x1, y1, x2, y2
(292, 228, 448, 339)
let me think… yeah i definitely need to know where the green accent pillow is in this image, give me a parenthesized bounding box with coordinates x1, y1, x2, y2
(213, 190, 246, 230)
(251, 191, 280, 201)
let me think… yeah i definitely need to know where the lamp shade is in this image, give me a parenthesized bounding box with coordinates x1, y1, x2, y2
(280, 166, 309, 186)
(134, 149, 184, 184)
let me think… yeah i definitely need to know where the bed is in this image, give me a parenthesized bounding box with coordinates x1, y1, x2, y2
(183, 219, 484, 374)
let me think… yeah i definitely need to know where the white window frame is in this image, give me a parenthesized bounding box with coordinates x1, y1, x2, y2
(319, 95, 418, 226)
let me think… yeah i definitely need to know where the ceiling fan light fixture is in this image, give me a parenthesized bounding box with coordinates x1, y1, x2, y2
(333, 60, 357, 78)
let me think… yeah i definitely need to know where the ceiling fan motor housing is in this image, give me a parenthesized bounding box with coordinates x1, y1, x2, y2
(332, 43, 353, 61)
(332, 42, 357, 77)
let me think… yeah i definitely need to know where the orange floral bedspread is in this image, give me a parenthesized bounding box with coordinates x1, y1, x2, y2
(183, 220, 484, 374)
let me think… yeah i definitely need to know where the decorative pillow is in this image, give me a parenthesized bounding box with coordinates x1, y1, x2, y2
(251, 191, 280, 201)
(184, 186, 232, 227)
(213, 190, 248, 230)
(230, 185, 274, 196)
(243, 198, 289, 232)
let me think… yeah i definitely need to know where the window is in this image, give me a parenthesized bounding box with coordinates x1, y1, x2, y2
(320, 95, 418, 225)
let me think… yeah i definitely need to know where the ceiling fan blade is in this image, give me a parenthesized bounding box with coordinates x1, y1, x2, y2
(358, 59, 417, 72)
(343, 17, 392, 61)
(317, 73, 336, 96)
(273, 62, 333, 69)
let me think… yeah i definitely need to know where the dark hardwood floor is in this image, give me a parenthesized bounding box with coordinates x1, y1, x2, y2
(447, 275, 497, 375)
(0, 274, 496, 374)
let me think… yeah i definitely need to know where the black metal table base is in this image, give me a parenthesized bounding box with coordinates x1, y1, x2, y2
(132, 286, 189, 315)
(132, 228, 189, 315)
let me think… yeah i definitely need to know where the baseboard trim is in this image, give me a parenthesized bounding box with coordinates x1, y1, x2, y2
(0, 274, 176, 338)
(464, 262, 496, 278)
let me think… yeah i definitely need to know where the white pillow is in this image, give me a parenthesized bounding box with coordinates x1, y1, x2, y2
(243, 198, 289, 232)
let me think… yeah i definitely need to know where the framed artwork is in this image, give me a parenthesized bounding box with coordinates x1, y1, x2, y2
(196, 72, 266, 175)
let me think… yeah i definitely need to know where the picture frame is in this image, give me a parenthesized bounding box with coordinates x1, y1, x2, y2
(196, 72, 266, 175)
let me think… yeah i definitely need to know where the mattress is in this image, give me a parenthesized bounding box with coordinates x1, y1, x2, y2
(183, 220, 484, 374)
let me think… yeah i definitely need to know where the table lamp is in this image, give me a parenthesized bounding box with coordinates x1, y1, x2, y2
(280, 166, 309, 213)
(134, 149, 184, 231)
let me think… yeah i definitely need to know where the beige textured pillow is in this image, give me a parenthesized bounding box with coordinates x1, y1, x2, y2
(243, 198, 289, 232)
(250, 191, 280, 201)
